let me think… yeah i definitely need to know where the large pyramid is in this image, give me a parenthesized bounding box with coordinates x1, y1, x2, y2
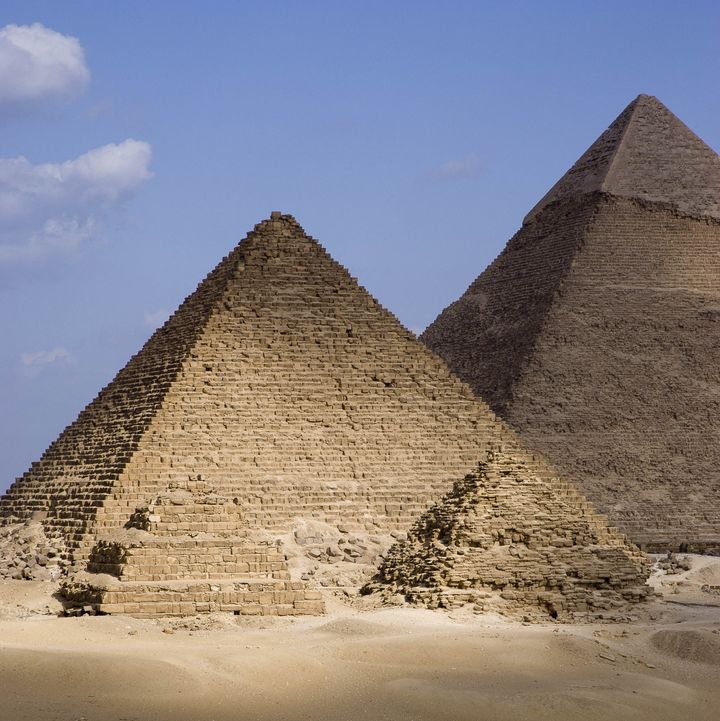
(423, 95, 720, 552)
(1, 213, 647, 615)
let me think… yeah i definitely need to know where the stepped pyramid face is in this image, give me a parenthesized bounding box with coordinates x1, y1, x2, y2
(371, 450, 651, 618)
(422, 95, 720, 553)
(1, 213, 648, 616)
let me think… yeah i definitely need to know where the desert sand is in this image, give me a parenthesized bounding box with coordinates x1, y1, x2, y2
(0, 554, 719, 721)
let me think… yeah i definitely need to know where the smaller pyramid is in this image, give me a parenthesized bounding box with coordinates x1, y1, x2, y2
(525, 94, 720, 223)
(369, 450, 651, 619)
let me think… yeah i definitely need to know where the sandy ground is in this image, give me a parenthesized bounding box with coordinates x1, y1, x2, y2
(1, 555, 719, 721)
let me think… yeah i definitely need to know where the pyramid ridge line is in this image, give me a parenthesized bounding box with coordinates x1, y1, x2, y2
(598, 95, 646, 195)
(522, 96, 638, 225)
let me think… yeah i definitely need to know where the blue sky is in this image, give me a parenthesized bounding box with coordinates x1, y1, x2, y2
(1, 1, 719, 492)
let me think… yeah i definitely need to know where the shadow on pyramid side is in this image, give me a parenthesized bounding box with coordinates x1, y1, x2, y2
(423, 95, 720, 553)
(1, 212, 649, 617)
(365, 449, 651, 621)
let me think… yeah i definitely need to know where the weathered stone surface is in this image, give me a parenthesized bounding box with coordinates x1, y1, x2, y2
(1, 213, 648, 615)
(525, 94, 720, 223)
(423, 96, 720, 553)
(368, 450, 651, 619)
(0, 519, 67, 581)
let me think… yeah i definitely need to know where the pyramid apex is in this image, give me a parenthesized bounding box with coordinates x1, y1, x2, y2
(266, 210, 298, 223)
(249, 212, 306, 237)
(524, 94, 720, 223)
(629, 93, 675, 114)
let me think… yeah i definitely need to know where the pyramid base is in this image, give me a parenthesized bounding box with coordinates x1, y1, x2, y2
(60, 574, 325, 617)
(387, 583, 652, 621)
(634, 539, 720, 555)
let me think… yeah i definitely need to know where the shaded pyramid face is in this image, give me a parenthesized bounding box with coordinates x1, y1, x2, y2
(371, 449, 651, 618)
(423, 95, 720, 552)
(0, 213, 648, 616)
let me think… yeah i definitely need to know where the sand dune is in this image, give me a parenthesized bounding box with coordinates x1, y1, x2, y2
(650, 629, 720, 666)
(1, 555, 719, 721)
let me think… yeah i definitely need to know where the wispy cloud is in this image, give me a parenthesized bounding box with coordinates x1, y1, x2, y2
(0, 23, 89, 110)
(0, 139, 153, 263)
(86, 98, 113, 120)
(20, 346, 73, 368)
(143, 308, 169, 328)
(433, 152, 481, 179)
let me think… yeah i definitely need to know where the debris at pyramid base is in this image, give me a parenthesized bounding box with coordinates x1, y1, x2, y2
(57, 484, 325, 617)
(0, 517, 69, 581)
(365, 451, 652, 621)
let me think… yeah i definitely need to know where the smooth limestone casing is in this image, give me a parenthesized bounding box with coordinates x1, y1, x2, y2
(525, 94, 720, 223)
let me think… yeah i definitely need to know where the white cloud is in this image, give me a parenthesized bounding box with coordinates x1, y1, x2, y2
(144, 308, 169, 328)
(0, 23, 90, 108)
(20, 347, 73, 367)
(0, 139, 152, 262)
(434, 153, 481, 179)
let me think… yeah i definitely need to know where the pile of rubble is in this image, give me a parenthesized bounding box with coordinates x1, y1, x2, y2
(654, 553, 693, 575)
(0, 518, 68, 581)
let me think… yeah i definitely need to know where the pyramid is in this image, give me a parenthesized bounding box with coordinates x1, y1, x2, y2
(423, 95, 720, 553)
(1, 212, 648, 616)
(369, 449, 651, 619)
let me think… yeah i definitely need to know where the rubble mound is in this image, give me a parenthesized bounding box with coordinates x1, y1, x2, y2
(0, 518, 68, 581)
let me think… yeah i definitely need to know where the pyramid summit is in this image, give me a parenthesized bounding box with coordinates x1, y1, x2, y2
(423, 95, 720, 553)
(525, 94, 720, 223)
(1, 213, 648, 616)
